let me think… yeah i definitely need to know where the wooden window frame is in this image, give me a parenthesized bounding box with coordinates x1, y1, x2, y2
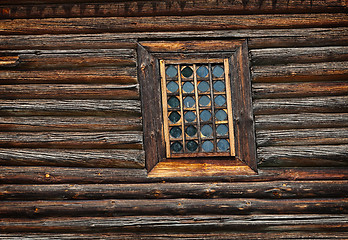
(137, 40, 257, 177)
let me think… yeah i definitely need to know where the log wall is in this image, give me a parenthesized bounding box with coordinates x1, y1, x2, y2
(0, 0, 347, 238)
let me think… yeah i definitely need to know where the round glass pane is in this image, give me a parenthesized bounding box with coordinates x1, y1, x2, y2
(202, 141, 214, 152)
(170, 127, 182, 138)
(166, 65, 177, 78)
(201, 125, 213, 137)
(169, 111, 181, 123)
(216, 124, 228, 136)
(199, 95, 210, 107)
(171, 141, 183, 153)
(200, 110, 212, 122)
(212, 65, 224, 78)
(167, 81, 179, 93)
(215, 95, 226, 106)
(217, 139, 229, 152)
(186, 140, 198, 152)
(168, 96, 179, 108)
(184, 96, 195, 108)
(185, 125, 197, 137)
(184, 111, 196, 122)
(197, 66, 208, 78)
(183, 82, 194, 93)
(182, 66, 193, 78)
(213, 81, 225, 92)
(198, 81, 210, 92)
(215, 109, 227, 121)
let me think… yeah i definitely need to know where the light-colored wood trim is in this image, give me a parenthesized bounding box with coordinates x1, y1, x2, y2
(160, 60, 171, 158)
(166, 58, 225, 64)
(178, 64, 186, 154)
(193, 64, 202, 152)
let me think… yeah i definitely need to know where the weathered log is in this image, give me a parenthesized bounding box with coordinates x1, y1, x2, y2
(1, 198, 347, 217)
(0, 84, 139, 100)
(0, 131, 143, 149)
(253, 82, 348, 99)
(1, 180, 347, 200)
(1, 167, 347, 184)
(256, 128, 348, 146)
(0, 56, 19, 67)
(0, 149, 145, 168)
(0, 100, 141, 116)
(252, 61, 348, 82)
(0, 116, 142, 131)
(255, 113, 348, 130)
(253, 96, 348, 114)
(0, 14, 347, 35)
(250, 46, 348, 65)
(258, 145, 348, 167)
(0, 67, 137, 84)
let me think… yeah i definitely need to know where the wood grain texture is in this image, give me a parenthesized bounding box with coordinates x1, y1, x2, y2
(0, 116, 142, 131)
(0, 14, 347, 35)
(0, 149, 145, 168)
(0, 56, 19, 67)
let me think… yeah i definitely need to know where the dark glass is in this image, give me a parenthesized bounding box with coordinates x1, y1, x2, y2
(197, 65, 208, 78)
(201, 125, 213, 137)
(167, 81, 179, 93)
(216, 124, 228, 136)
(166, 65, 177, 78)
(199, 95, 210, 107)
(213, 81, 225, 92)
(215, 109, 227, 121)
(198, 81, 210, 92)
(170, 127, 182, 138)
(200, 110, 212, 122)
(171, 141, 183, 153)
(186, 140, 198, 152)
(168, 96, 180, 108)
(183, 82, 194, 93)
(217, 139, 229, 152)
(215, 95, 226, 106)
(184, 96, 195, 108)
(186, 125, 197, 137)
(212, 65, 224, 78)
(184, 111, 196, 122)
(182, 66, 193, 78)
(202, 141, 214, 152)
(169, 111, 181, 123)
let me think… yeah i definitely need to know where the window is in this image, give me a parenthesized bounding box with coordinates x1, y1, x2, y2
(138, 40, 257, 177)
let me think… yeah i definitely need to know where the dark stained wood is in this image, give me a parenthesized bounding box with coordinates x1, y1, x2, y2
(0, 14, 347, 35)
(0, 116, 142, 132)
(0, 84, 139, 100)
(255, 113, 348, 130)
(0, 149, 145, 168)
(0, 100, 141, 116)
(253, 96, 348, 114)
(258, 145, 348, 167)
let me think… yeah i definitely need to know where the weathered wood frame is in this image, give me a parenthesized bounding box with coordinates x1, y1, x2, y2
(137, 40, 257, 177)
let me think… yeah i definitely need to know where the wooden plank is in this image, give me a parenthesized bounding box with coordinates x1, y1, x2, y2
(255, 113, 348, 130)
(0, 14, 347, 35)
(252, 61, 348, 82)
(258, 145, 348, 167)
(253, 82, 348, 99)
(0, 149, 145, 168)
(0, 84, 139, 100)
(253, 96, 348, 115)
(0, 67, 137, 84)
(1, 181, 347, 200)
(250, 46, 348, 65)
(0, 100, 141, 116)
(1, 166, 347, 184)
(0, 116, 142, 131)
(1, 198, 347, 217)
(0, 131, 143, 149)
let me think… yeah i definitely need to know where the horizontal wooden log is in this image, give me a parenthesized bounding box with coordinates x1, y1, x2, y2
(0, 100, 141, 116)
(1, 28, 347, 50)
(0, 116, 142, 131)
(1, 181, 347, 200)
(1, 167, 348, 184)
(255, 113, 348, 130)
(252, 61, 348, 82)
(250, 46, 348, 65)
(0, 132, 143, 149)
(253, 82, 348, 99)
(0, 14, 347, 35)
(1, 198, 347, 217)
(0, 149, 144, 168)
(0, 67, 137, 84)
(258, 145, 348, 167)
(253, 96, 348, 114)
(0, 84, 139, 100)
(0, 56, 19, 67)
(1, 0, 346, 19)
(256, 128, 348, 146)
